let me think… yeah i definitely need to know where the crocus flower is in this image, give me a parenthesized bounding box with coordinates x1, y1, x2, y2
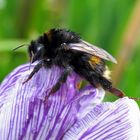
(0, 63, 139, 140)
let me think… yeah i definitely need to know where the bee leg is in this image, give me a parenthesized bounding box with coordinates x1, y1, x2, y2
(51, 66, 73, 93)
(23, 60, 44, 84)
(99, 76, 125, 98)
(46, 66, 73, 98)
(108, 87, 125, 98)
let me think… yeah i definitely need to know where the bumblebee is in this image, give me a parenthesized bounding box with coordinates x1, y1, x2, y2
(15, 28, 125, 98)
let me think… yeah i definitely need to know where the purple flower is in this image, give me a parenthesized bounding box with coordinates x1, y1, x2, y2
(0, 63, 139, 140)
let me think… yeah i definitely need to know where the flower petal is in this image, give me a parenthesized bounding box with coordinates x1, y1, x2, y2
(0, 63, 103, 140)
(2, 63, 137, 140)
(76, 86, 105, 120)
(0, 64, 78, 139)
(63, 97, 140, 140)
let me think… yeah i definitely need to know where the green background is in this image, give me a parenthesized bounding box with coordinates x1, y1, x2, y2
(0, 0, 140, 105)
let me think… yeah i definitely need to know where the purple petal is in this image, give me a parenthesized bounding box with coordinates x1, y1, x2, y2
(1, 63, 139, 140)
(63, 97, 140, 140)
(75, 86, 105, 120)
(0, 63, 103, 140)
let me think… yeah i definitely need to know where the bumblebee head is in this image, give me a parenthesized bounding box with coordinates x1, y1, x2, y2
(28, 40, 46, 63)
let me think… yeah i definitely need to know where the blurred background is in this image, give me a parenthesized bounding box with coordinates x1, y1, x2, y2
(0, 0, 140, 105)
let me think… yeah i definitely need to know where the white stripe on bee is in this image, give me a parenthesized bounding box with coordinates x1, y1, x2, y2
(103, 66, 111, 80)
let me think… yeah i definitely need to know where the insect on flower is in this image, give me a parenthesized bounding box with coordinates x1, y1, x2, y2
(13, 28, 125, 98)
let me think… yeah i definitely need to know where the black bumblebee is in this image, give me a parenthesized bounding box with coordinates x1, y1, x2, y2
(15, 28, 125, 98)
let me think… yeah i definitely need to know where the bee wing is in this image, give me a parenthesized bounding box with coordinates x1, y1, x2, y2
(68, 40, 117, 63)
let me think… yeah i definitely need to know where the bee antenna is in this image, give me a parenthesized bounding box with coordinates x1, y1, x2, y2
(12, 44, 29, 51)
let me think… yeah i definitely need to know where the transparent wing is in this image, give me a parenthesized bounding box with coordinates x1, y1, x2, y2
(68, 40, 117, 63)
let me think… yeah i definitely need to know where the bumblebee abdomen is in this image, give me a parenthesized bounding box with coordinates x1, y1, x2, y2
(88, 56, 111, 80)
